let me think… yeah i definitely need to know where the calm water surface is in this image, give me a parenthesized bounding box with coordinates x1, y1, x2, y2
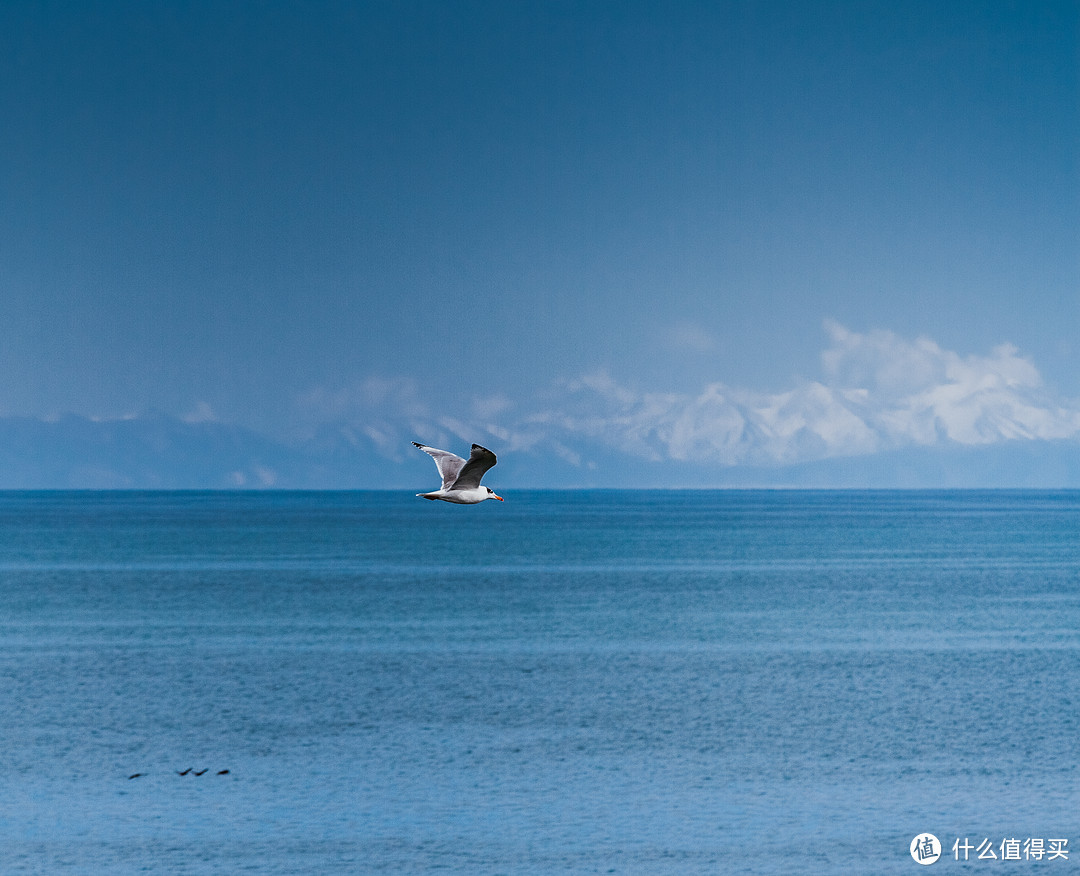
(2, 490, 1080, 873)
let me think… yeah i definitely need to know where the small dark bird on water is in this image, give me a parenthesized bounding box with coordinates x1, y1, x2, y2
(128, 773, 145, 780)
(193, 768, 209, 776)
(217, 769, 230, 775)
(177, 768, 192, 775)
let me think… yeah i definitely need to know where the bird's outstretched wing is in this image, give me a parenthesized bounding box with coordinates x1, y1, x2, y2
(449, 444, 497, 491)
(412, 442, 467, 490)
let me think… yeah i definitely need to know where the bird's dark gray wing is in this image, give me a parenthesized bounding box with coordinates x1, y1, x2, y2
(413, 442, 467, 490)
(449, 444, 498, 490)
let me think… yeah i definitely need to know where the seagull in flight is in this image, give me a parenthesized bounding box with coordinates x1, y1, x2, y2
(413, 442, 503, 504)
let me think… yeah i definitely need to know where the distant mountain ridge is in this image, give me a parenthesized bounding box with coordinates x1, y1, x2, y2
(0, 414, 301, 489)
(0, 412, 1079, 489)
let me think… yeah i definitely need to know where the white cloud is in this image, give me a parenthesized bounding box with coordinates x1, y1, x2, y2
(294, 375, 516, 461)
(664, 321, 720, 354)
(527, 324, 1080, 466)
(293, 325, 1080, 470)
(298, 376, 428, 421)
(823, 324, 1080, 448)
(293, 376, 435, 456)
(182, 401, 216, 424)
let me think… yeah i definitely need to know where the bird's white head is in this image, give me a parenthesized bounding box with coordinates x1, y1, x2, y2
(485, 487, 504, 502)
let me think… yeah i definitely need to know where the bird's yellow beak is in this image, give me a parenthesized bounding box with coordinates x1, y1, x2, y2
(494, 493, 504, 501)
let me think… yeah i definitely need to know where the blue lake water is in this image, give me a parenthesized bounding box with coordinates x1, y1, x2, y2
(2, 489, 1080, 873)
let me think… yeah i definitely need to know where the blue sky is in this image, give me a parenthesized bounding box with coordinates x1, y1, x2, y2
(1, 1, 1078, 485)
